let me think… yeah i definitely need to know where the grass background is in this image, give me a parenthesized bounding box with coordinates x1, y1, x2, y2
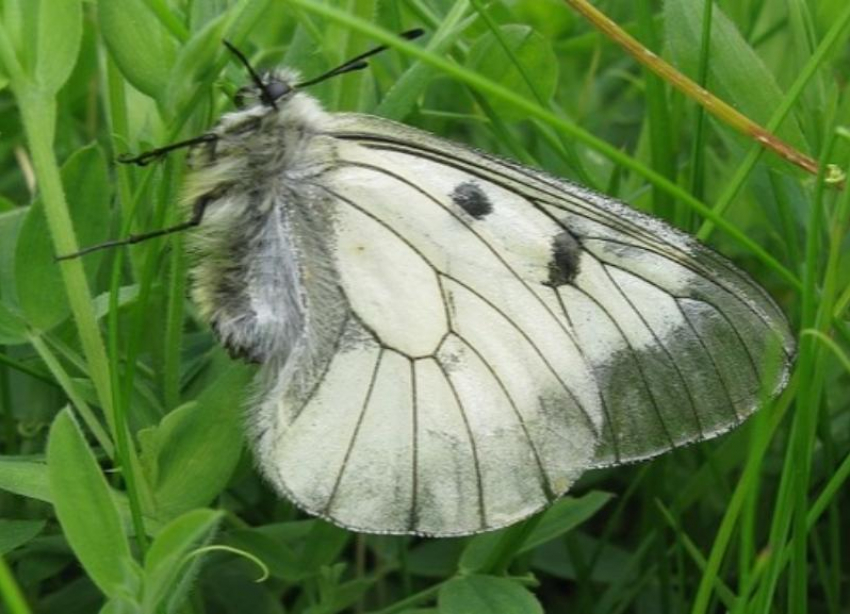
(0, 0, 849, 612)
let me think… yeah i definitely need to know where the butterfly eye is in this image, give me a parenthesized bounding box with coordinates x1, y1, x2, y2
(264, 80, 290, 102)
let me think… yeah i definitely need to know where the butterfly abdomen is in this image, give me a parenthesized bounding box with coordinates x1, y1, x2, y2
(187, 188, 307, 364)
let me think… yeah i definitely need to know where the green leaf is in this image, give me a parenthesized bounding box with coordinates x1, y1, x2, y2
(0, 453, 157, 548)
(459, 492, 612, 572)
(306, 574, 374, 614)
(47, 408, 133, 598)
(201, 559, 287, 614)
(139, 363, 251, 520)
(224, 525, 303, 581)
(143, 508, 223, 613)
(93, 286, 140, 321)
(519, 491, 613, 552)
(0, 456, 52, 502)
(99, 0, 178, 99)
(190, 0, 230, 29)
(438, 575, 542, 614)
(223, 519, 348, 582)
(296, 520, 351, 575)
(0, 518, 46, 554)
(163, 12, 229, 113)
(531, 531, 635, 582)
(0, 300, 26, 344)
(375, 1, 472, 120)
(465, 24, 558, 122)
(664, 0, 809, 152)
(408, 539, 466, 578)
(15, 144, 110, 331)
(222, 0, 275, 43)
(99, 596, 143, 614)
(0, 207, 27, 305)
(509, 0, 576, 39)
(303, 562, 371, 614)
(32, 0, 82, 92)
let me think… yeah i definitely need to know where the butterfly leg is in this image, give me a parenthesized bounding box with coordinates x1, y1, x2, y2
(56, 196, 211, 260)
(117, 133, 219, 166)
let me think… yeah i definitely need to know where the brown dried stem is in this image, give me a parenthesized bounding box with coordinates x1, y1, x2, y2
(563, 0, 835, 184)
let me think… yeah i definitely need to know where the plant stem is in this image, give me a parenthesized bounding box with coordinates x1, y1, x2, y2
(0, 555, 32, 614)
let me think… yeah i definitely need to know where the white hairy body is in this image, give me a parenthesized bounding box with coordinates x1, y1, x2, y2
(181, 70, 793, 536)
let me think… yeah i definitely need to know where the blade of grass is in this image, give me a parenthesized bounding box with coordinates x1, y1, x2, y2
(636, 0, 675, 221)
(736, 422, 850, 612)
(697, 3, 850, 240)
(0, 555, 31, 614)
(752, 140, 845, 613)
(335, 0, 377, 112)
(787, 147, 850, 614)
(769, 173, 802, 270)
(656, 500, 736, 608)
(469, 0, 595, 187)
(103, 53, 155, 554)
(478, 514, 545, 575)
(690, 368, 795, 614)
(27, 333, 112, 455)
(0, 351, 57, 387)
(375, 0, 473, 120)
(563, 0, 826, 182)
(683, 0, 714, 230)
(142, 0, 190, 42)
(163, 226, 188, 410)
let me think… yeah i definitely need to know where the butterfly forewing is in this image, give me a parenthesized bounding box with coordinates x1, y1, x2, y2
(224, 101, 792, 537)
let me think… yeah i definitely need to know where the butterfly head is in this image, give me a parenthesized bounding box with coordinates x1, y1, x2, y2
(233, 69, 299, 110)
(225, 29, 426, 113)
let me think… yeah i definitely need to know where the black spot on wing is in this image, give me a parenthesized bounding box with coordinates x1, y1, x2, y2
(545, 231, 582, 287)
(450, 181, 492, 219)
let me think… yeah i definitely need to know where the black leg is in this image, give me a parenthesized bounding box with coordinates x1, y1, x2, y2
(56, 197, 212, 261)
(117, 133, 218, 166)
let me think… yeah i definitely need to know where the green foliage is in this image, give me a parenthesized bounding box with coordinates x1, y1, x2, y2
(665, 0, 809, 158)
(438, 575, 542, 614)
(138, 363, 251, 521)
(0, 1, 849, 613)
(15, 145, 110, 331)
(47, 408, 132, 598)
(98, 0, 178, 100)
(466, 24, 559, 121)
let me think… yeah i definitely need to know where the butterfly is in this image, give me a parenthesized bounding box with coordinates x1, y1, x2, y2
(86, 31, 794, 536)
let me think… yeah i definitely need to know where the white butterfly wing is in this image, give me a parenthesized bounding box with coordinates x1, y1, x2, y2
(255, 112, 793, 536)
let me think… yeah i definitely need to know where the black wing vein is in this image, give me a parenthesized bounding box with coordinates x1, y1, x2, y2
(435, 358, 487, 530)
(315, 181, 599, 434)
(324, 349, 384, 515)
(599, 263, 704, 437)
(453, 333, 554, 501)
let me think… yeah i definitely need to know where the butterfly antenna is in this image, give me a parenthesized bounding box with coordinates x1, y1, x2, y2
(296, 28, 425, 88)
(222, 40, 279, 109)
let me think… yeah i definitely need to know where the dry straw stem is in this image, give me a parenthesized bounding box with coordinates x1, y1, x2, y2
(563, 0, 843, 186)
